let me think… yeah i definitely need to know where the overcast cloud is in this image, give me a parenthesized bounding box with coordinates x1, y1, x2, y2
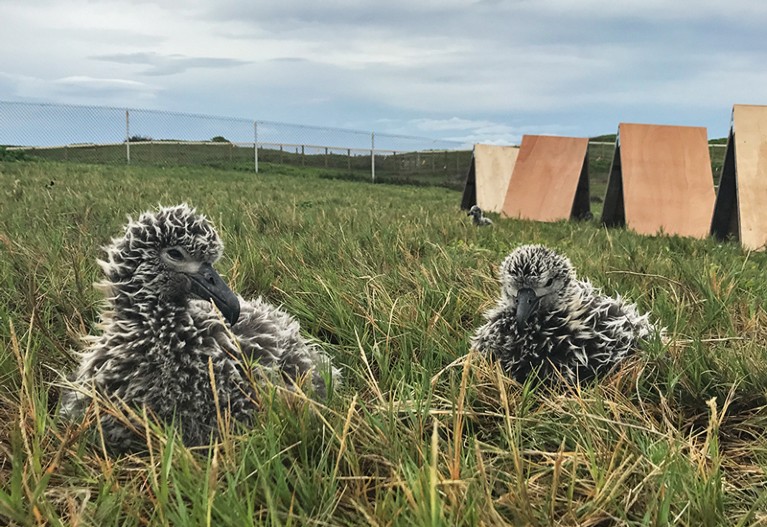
(1, 0, 766, 143)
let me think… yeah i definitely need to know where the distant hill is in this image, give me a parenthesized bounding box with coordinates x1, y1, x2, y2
(590, 134, 616, 142)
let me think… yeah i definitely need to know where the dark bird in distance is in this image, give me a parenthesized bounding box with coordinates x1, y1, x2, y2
(467, 205, 493, 226)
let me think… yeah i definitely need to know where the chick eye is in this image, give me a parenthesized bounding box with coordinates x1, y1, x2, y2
(167, 248, 184, 261)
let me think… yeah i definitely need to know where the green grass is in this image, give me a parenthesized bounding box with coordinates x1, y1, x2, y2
(17, 143, 474, 190)
(1, 160, 767, 526)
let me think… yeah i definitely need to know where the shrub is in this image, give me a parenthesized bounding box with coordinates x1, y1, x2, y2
(0, 146, 31, 161)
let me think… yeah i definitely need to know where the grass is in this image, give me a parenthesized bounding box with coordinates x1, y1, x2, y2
(15, 143, 474, 190)
(1, 159, 766, 526)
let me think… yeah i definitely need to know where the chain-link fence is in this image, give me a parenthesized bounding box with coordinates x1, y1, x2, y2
(0, 100, 726, 192)
(0, 101, 473, 189)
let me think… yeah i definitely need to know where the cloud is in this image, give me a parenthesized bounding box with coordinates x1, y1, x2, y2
(0, 72, 160, 105)
(374, 116, 581, 146)
(92, 52, 250, 76)
(408, 118, 505, 132)
(1, 0, 766, 141)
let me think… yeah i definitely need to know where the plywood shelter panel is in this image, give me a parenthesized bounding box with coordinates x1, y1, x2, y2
(619, 123, 714, 238)
(501, 135, 589, 222)
(733, 104, 767, 250)
(474, 144, 520, 213)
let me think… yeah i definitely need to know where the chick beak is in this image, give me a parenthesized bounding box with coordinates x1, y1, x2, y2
(188, 262, 240, 325)
(515, 287, 539, 330)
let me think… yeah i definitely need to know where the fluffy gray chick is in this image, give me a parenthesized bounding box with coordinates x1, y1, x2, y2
(60, 204, 338, 453)
(472, 244, 655, 384)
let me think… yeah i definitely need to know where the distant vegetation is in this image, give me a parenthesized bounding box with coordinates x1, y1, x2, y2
(590, 133, 616, 142)
(8, 142, 474, 191)
(0, 146, 30, 161)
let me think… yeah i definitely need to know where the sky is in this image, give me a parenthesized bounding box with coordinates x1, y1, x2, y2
(1, 0, 767, 146)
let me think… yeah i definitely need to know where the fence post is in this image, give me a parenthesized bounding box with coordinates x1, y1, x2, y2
(125, 109, 131, 165)
(371, 131, 376, 183)
(254, 121, 259, 173)
(455, 150, 459, 176)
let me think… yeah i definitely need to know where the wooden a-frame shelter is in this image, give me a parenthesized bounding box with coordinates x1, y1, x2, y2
(501, 134, 591, 222)
(711, 104, 767, 250)
(601, 123, 715, 238)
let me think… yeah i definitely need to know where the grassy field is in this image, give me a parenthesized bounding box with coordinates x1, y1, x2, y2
(1, 159, 766, 526)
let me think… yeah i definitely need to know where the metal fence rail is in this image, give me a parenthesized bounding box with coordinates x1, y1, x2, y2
(0, 100, 472, 188)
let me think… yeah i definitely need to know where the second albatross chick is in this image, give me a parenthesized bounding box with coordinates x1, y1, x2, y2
(467, 205, 493, 226)
(60, 204, 338, 453)
(471, 244, 655, 384)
